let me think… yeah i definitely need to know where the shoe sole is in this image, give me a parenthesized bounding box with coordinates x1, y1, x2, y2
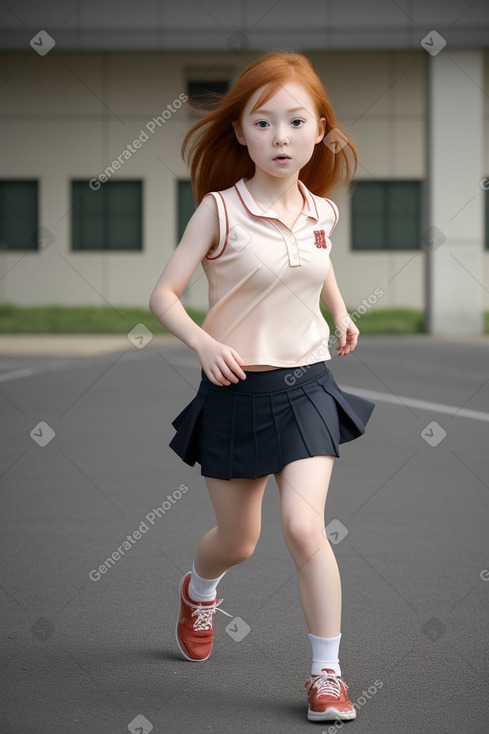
(175, 574, 212, 662)
(307, 707, 357, 722)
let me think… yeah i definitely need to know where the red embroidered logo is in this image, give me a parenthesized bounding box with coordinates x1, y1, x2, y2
(314, 230, 327, 248)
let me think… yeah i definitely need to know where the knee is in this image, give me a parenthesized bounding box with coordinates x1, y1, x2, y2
(220, 538, 257, 566)
(282, 518, 324, 559)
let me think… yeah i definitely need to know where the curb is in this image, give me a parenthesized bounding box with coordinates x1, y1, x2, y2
(0, 333, 178, 357)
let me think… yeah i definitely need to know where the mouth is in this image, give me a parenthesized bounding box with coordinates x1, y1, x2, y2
(273, 154, 291, 162)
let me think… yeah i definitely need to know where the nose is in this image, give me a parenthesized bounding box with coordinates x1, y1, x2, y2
(274, 130, 289, 146)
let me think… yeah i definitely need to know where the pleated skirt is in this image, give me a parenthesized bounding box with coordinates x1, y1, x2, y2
(169, 361, 375, 481)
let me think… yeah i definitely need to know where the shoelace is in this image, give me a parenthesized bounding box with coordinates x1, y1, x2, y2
(305, 670, 348, 698)
(190, 598, 232, 631)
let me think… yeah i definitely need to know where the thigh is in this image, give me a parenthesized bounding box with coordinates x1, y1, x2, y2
(204, 475, 269, 544)
(274, 456, 335, 530)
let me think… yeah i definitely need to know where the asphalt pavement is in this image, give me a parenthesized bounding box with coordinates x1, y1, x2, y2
(0, 334, 488, 734)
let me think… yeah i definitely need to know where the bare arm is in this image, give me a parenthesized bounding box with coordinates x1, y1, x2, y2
(149, 195, 247, 385)
(320, 261, 359, 356)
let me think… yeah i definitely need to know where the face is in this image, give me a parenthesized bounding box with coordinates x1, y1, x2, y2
(233, 80, 325, 180)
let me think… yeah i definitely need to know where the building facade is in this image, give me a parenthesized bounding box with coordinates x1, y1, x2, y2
(0, 0, 488, 332)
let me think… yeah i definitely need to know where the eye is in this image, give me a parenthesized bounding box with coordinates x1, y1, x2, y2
(291, 119, 305, 127)
(255, 120, 269, 128)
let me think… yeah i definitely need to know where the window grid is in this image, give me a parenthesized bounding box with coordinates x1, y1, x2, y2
(352, 180, 422, 251)
(71, 180, 142, 251)
(0, 180, 39, 251)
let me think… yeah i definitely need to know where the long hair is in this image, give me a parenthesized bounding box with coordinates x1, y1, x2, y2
(182, 51, 357, 205)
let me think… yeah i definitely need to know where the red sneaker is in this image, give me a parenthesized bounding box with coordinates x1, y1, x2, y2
(175, 572, 228, 661)
(304, 668, 357, 722)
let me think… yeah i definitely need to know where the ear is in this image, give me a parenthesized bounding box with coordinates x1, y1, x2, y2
(315, 117, 326, 144)
(232, 120, 247, 146)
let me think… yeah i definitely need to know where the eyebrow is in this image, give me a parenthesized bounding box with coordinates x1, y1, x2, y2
(251, 107, 308, 115)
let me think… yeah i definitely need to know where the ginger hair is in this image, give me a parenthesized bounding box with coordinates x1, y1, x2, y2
(182, 51, 357, 204)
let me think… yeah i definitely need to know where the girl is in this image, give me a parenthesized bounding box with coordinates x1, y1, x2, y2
(149, 51, 374, 723)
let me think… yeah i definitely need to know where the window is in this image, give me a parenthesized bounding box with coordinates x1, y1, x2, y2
(71, 180, 142, 251)
(187, 79, 229, 109)
(0, 180, 38, 251)
(177, 180, 195, 244)
(352, 181, 422, 250)
(485, 182, 489, 250)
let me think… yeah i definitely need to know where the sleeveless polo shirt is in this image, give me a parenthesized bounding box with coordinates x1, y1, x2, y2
(201, 177, 339, 368)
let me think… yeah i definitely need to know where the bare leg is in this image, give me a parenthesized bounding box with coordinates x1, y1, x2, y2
(275, 456, 341, 637)
(193, 475, 268, 579)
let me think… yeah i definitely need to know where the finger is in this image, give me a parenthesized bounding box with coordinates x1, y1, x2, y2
(336, 329, 346, 348)
(229, 350, 247, 379)
(216, 357, 243, 384)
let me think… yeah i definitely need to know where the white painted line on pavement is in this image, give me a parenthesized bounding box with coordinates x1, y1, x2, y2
(2, 354, 488, 423)
(167, 357, 489, 423)
(0, 366, 43, 382)
(337, 386, 489, 423)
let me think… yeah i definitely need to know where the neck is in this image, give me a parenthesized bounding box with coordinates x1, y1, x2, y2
(244, 170, 301, 211)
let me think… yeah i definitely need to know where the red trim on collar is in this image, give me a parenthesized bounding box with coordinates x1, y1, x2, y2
(234, 178, 319, 222)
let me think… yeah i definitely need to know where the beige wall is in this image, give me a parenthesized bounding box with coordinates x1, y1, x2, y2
(0, 50, 487, 312)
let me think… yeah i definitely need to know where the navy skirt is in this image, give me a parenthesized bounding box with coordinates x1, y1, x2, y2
(169, 361, 374, 481)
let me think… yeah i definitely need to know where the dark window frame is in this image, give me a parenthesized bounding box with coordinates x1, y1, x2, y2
(351, 180, 422, 251)
(186, 79, 230, 111)
(71, 179, 143, 252)
(485, 182, 489, 250)
(0, 179, 39, 251)
(177, 179, 195, 246)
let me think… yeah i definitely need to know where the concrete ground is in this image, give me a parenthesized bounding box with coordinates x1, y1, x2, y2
(0, 334, 488, 734)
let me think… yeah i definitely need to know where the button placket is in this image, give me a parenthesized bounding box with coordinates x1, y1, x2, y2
(273, 221, 301, 267)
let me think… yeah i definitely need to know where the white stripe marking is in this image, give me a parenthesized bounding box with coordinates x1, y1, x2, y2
(337, 385, 489, 423)
(168, 357, 489, 424)
(2, 355, 488, 423)
(0, 366, 43, 382)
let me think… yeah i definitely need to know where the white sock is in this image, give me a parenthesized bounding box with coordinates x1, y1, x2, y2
(187, 562, 226, 602)
(309, 632, 342, 676)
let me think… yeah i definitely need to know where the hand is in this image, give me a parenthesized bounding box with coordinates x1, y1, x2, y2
(195, 334, 247, 385)
(335, 315, 359, 356)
